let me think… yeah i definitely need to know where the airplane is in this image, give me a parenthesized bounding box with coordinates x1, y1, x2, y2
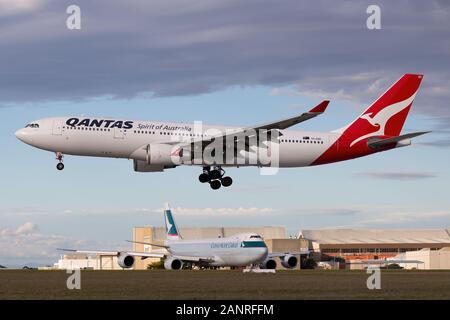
(16, 74, 429, 190)
(58, 204, 306, 270)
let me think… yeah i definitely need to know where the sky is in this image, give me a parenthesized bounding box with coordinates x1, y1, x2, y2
(0, 0, 449, 267)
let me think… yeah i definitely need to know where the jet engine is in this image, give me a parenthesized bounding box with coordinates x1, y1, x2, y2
(131, 143, 180, 168)
(134, 160, 169, 172)
(164, 257, 184, 270)
(117, 252, 135, 268)
(280, 255, 298, 269)
(260, 258, 277, 269)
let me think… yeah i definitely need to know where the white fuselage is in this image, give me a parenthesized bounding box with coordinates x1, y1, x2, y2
(166, 233, 268, 267)
(15, 116, 340, 167)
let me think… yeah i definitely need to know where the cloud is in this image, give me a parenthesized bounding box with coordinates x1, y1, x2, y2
(0, 0, 449, 130)
(1, 206, 278, 218)
(359, 210, 450, 225)
(0, 0, 46, 16)
(140, 207, 277, 216)
(14, 221, 37, 235)
(417, 139, 450, 148)
(356, 172, 436, 180)
(288, 208, 360, 217)
(0, 222, 125, 267)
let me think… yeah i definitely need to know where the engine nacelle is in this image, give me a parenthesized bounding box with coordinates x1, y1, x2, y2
(281, 255, 298, 269)
(133, 160, 165, 172)
(260, 258, 277, 269)
(117, 252, 135, 269)
(130, 143, 181, 168)
(164, 257, 183, 270)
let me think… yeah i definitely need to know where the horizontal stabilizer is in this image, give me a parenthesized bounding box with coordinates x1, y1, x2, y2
(368, 131, 430, 149)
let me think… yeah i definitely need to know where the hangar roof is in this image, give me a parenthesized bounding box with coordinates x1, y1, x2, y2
(299, 229, 450, 244)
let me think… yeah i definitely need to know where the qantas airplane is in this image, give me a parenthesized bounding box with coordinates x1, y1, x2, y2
(16, 74, 429, 189)
(59, 204, 306, 270)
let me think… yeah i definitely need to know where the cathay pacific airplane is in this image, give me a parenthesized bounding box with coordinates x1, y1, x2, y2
(16, 74, 429, 189)
(59, 204, 306, 270)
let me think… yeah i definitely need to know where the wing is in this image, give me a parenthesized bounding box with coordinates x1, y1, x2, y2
(174, 100, 329, 149)
(349, 259, 424, 265)
(57, 248, 166, 259)
(268, 250, 310, 258)
(125, 251, 166, 258)
(172, 255, 216, 263)
(251, 100, 329, 131)
(126, 240, 169, 249)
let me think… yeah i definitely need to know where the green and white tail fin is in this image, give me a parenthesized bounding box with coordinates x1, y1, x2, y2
(164, 203, 182, 241)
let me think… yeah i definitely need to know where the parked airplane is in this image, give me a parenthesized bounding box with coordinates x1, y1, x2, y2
(58, 204, 306, 270)
(16, 74, 429, 189)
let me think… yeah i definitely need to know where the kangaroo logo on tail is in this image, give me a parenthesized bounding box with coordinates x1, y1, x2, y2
(337, 74, 423, 148)
(349, 91, 418, 147)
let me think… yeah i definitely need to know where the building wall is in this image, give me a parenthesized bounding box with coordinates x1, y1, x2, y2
(55, 254, 124, 270)
(317, 243, 450, 261)
(397, 247, 450, 270)
(265, 239, 309, 253)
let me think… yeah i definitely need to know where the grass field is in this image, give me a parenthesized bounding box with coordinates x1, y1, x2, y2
(0, 269, 449, 300)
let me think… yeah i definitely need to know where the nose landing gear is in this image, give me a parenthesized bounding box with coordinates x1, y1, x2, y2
(198, 166, 233, 190)
(56, 152, 64, 171)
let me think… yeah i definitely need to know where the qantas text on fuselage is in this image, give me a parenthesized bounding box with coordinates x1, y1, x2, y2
(15, 74, 429, 190)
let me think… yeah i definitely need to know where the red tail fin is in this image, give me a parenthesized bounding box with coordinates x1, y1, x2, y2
(336, 74, 423, 147)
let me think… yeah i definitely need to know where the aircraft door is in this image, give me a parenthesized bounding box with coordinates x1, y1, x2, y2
(114, 127, 125, 139)
(52, 120, 63, 135)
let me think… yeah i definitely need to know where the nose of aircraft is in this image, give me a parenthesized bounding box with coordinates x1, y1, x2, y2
(15, 129, 30, 143)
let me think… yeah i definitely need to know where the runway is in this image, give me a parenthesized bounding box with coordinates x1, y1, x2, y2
(1, 269, 449, 300)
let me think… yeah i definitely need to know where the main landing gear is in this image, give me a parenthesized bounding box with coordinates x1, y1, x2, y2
(198, 166, 233, 190)
(56, 152, 64, 171)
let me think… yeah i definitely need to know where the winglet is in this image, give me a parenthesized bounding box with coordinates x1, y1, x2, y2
(308, 100, 329, 113)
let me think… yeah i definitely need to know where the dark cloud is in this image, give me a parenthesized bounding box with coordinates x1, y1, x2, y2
(1, 0, 449, 127)
(356, 172, 437, 180)
(418, 139, 450, 148)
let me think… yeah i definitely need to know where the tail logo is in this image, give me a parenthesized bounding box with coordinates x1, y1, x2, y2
(165, 210, 178, 236)
(349, 91, 417, 147)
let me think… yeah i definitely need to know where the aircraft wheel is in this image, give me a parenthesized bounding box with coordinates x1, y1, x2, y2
(56, 163, 64, 171)
(221, 176, 233, 187)
(210, 180, 221, 190)
(210, 170, 221, 180)
(199, 173, 210, 183)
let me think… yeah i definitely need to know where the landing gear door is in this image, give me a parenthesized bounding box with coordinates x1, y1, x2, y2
(114, 127, 125, 139)
(52, 120, 63, 135)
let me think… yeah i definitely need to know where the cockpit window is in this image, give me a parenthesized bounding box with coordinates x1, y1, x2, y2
(25, 123, 39, 128)
(250, 235, 262, 239)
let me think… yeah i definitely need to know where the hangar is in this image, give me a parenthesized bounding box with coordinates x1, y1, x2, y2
(54, 228, 450, 270)
(300, 229, 450, 262)
(395, 247, 450, 269)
